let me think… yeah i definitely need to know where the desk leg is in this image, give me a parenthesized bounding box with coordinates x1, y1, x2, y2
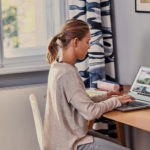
(116, 121, 126, 146)
(88, 120, 95, 130)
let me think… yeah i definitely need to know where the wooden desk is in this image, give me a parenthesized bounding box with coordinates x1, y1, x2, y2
(103, 108, 150, 146)
(103, 85, 150, 146)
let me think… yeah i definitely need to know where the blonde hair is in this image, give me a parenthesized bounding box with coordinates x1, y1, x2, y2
(46, 18, 90, 64)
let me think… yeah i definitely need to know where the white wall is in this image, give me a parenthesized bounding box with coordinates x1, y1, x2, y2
(112, 0, 150, 84)
(0, 84, 47, 150)
(111, 1, 150, 150)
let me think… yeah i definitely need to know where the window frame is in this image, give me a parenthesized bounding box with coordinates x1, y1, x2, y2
(0, 0, 67, 75)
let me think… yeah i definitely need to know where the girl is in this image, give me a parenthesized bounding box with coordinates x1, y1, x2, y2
(44, 19, 134, 150)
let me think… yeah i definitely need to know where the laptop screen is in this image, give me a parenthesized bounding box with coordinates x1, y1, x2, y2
(129, 66, 150, 102)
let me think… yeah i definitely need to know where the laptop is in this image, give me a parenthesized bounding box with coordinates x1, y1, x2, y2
(117, 66, 150, 112)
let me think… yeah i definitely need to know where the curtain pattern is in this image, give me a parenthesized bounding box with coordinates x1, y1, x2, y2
(68, 0, 117, 138)
(68, 0, 116, 88)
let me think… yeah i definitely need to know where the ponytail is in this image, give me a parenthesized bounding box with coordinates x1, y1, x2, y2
(47, 34, 59, 64)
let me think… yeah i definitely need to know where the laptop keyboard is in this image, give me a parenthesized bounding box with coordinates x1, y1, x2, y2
(122, 101, 149, 107)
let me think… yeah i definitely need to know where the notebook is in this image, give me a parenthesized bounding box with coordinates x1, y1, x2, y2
(117, 66, 150, 112)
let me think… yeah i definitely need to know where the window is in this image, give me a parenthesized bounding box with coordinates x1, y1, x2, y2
(0, 0, 67, 74)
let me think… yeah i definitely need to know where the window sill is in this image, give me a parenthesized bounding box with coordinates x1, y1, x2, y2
(0, 60, 50, 75)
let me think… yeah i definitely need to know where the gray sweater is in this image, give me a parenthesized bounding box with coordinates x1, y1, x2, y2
(44, 61, 121, 150)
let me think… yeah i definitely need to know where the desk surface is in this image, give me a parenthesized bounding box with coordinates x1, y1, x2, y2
(103, 85, 150, 132)
(102, 85, 150, 146)
(103, 108, 150, 132)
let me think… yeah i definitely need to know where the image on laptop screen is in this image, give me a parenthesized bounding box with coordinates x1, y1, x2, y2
(130, 66, 150, 99)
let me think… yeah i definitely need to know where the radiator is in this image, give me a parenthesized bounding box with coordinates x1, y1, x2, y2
(0, 84, 47, 150)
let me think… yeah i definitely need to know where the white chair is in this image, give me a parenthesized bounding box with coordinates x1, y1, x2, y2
(29, 94, 44, 150)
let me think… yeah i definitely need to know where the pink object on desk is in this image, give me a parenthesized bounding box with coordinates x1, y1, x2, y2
(97, 80, 120, 91)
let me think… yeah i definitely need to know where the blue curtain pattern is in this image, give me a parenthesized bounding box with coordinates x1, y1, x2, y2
(69, 0, 115, 88)
(68, 0, 117, 139)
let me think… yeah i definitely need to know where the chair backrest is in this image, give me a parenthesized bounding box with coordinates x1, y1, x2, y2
(29, 94, 44, 150)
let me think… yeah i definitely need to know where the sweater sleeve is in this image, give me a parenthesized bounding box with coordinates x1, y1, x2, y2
(86, 89, 108, 102)
(70, 90, 121, 120)
(62, 72, 121, 121)
(90, 92, 107, 102)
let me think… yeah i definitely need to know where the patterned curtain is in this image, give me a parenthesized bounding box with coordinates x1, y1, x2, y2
(68, 0, 117, 138)
(68, 0, 115, 88)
